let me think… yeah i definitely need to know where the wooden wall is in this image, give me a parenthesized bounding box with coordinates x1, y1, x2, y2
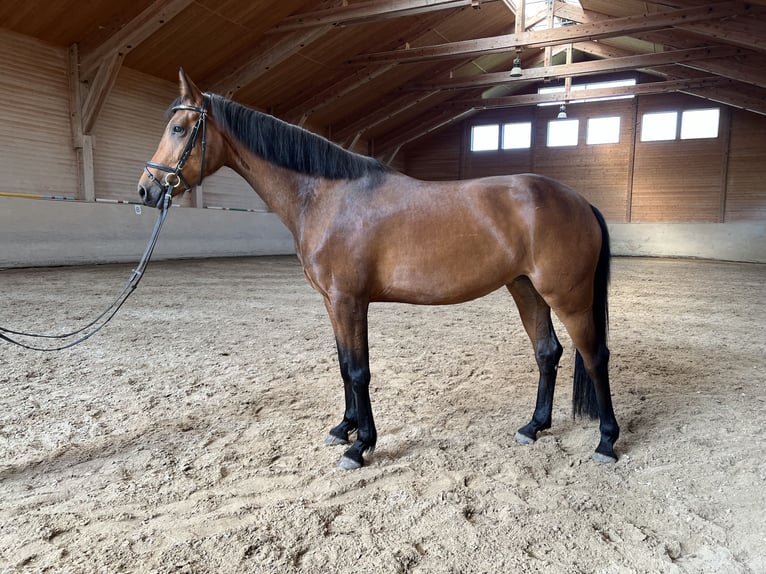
(403, 93, 766, 224)
(726, 108, 766, 222)
(0, 30, 80, 198)
(0, 28, 271, 211)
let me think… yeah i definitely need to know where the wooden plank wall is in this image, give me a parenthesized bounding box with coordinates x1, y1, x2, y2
(726, 109, 766, 222)
(403, 93, 766, 224)
(533, 99, 632, 222)
(631, 94, 726, 222)
(0, 30, 80, 198)
(0, 28, 269, 211)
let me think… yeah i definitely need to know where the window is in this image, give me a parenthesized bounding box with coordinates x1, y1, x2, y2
(470, 124, 499, 151)
(547, 119, 579, 147)
(641, 111, 678, 142)
(681, 108, 720, 139)
(587, 116, 621, 145)
(502, 122, 532, 149)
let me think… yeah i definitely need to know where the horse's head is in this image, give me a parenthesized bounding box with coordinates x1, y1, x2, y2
(138, 69, 221, 208)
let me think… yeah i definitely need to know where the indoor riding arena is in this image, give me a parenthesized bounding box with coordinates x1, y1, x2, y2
(1, 2, 765, 573)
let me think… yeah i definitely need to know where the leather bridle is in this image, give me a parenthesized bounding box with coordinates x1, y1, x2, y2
(144, 95, 209, 197)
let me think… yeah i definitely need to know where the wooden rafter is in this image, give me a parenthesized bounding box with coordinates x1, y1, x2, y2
(451, 76, 734, 109)
(79, 0, 192, 79)
(405, 46, 745, 91)
(331, 58, 479, 143)
(334, 90, 442, 145)
(374, 108, 476, 155)
(284, 64, 397, 124)
(209, 26, 333, 97)
(679, 55, 766, 90)
(683, 84, 766, 116)
(267, 0, 499, 33)
(650, 66, 766, 115)
(347, 1, 749, 64)
(677, 18, 766, 53)
(82, 52, 125, 133)
(557, 1, 766, 54)
(280, 13, 448, 123)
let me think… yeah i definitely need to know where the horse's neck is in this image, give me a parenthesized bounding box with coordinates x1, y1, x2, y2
(227, 150, 307, 238)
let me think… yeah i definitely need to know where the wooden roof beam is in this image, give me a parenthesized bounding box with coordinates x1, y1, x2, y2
(268, 0, 499, 33)
(627, 25, 766, 90)
(347, 1, 750, 64)
(683, 84, 766, 116)
(451, 76, 735, 110)
(208, 26, 333, 97)
(283, 64, 396, 124)
(79, 0, 192, 79)
(82, 52, 124, 133)
(676, 16, 766, 53)
(333, 90, 442, 145)
(373, 108, 476, 156)
(280, 13, 447, 123)
(330, 57, 478, 143)
(679, 55, 766, 90)
(651, 66, 766, 115)
(406, 46, 745, 91)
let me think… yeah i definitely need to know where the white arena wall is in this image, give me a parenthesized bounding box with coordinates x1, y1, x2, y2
(1, 196, 764, 268)
(0, 197, 294, 268)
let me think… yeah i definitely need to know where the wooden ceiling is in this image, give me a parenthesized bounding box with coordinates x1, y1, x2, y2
(2, 0, 765, 158)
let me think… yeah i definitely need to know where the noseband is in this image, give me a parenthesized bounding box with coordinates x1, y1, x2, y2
(144, 95, 209, 196)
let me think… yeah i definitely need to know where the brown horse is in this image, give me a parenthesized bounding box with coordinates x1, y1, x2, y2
(138, 69, 619, 470)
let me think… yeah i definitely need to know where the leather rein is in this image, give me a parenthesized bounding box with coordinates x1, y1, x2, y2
(0, 97, 210, 351)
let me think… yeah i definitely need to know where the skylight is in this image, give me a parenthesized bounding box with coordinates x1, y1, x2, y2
(538, 78, 637, 105)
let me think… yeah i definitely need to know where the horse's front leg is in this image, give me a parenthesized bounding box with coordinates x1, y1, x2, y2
(323, 296, 376, 470)
(324, 358, 357, 446)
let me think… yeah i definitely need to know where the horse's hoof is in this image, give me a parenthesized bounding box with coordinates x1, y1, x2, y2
(337, 456, 362, 470)
(514, 431, 536, 445)
(592, 451, 618, 464)
(324, 434, 348, 446)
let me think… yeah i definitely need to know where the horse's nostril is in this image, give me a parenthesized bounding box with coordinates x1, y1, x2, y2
(138, 185, 147, 199)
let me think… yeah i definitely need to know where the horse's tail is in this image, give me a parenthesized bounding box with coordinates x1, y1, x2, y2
(572, 205, 611, 419)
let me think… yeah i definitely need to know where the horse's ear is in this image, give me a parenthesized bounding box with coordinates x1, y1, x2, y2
(179, 68, 204, 106)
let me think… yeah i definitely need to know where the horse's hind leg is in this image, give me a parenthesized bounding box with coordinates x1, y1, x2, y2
(557, 309, 619, 463)
(508, 277, 563, 444)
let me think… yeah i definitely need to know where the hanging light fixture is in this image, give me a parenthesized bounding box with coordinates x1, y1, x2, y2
(510, 57, 523, 77)
(557, 104, 567, 119)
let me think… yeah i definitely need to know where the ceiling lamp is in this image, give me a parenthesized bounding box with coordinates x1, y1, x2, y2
(557, 104, 568, 119)
(510, 57, 523, 78)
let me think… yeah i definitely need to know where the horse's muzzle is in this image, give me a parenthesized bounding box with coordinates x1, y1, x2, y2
(138, 182, 164, 208)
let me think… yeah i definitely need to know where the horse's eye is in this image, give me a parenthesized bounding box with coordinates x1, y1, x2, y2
(172, 125, 185, 135)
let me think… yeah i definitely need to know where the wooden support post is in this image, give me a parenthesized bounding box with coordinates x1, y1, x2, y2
(81, 135, 96, 202)
(192, 183, 205, 209)
(544, 0, 554, 68)
(626, 97, 639, 223)
(67, 44, 95, 201)
(718, 107, 732, 223)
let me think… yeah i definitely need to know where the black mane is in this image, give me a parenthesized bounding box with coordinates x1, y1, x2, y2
(168, 94, 391, 182)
